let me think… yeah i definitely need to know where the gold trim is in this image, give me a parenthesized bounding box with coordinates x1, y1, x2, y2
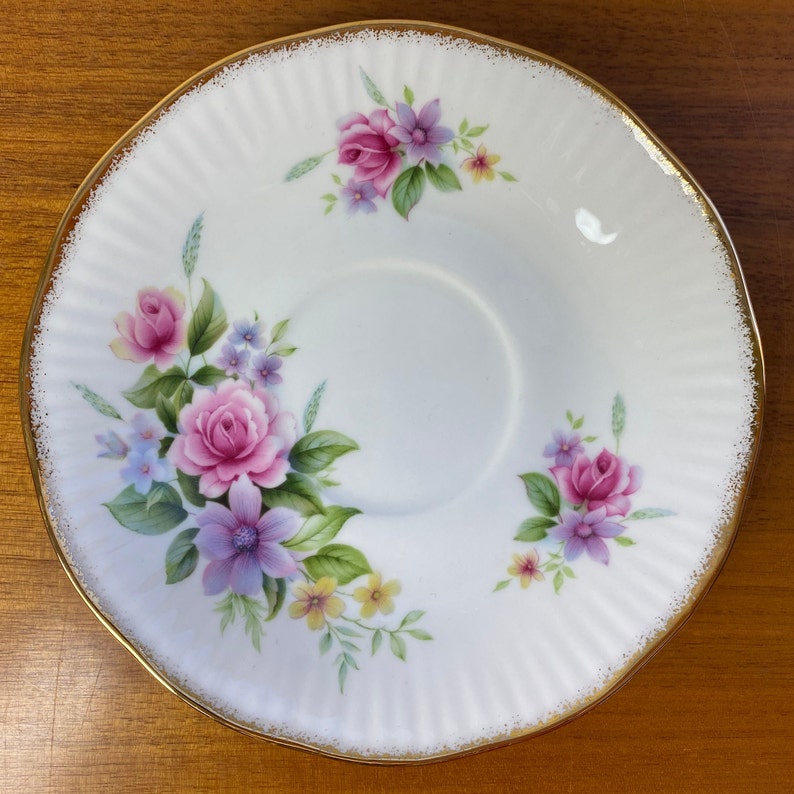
(20, 20, 765, 764)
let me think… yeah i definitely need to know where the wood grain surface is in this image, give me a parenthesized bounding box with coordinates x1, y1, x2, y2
(2, 1, 792, 791)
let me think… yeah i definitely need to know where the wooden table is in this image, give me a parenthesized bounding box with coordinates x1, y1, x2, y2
(2, 2, 792, 791)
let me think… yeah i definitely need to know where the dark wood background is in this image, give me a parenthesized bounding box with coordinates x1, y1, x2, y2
(2, 1, 792, 791)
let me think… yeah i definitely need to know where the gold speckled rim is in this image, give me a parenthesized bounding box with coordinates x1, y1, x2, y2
(20, 20, 765, 764)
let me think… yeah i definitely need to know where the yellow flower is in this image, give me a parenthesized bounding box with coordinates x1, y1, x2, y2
(461, 144, 501, 183)
(288, 577, 345, 630)
(507, 551, 545, 588)
(353, 572, 401, 619)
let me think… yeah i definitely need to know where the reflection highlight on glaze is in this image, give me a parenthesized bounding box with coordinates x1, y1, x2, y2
(575, 207, 619, 245)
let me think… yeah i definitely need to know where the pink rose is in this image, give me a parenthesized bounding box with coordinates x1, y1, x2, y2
(337, 109, 401, 196)
(110, 287, 187, 368)
(552, 449, 642, 517)
(169, 380, 296, 498)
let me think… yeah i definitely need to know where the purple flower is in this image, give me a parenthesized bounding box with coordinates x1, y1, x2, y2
(543, 430, 585, 468)
(195, 475, 299, 596)
(390, 99, 454, 165)
(217, 343, 250, 376)
(120, 446, 169, 494)
(96, 430, 129, 459)
(549, 507, 625, 565)
(228, 319, 265, 349)
(250, 353, 283, 386)
(128, 412, 166, 450)
(340, 179, 378, 215)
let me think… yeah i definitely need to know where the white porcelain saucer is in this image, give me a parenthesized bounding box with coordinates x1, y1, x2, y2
(22, 22, 763, 762)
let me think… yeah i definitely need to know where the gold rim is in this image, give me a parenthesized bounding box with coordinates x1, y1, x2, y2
(20, 20, 765, 764)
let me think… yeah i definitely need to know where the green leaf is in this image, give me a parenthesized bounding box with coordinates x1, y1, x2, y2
(389, 632, 407, 662)
(391, 165, 426, 219)
(399, 610, 425, 628)
(499, 171, 517, 182)
(321, 193, 337, 202)
(573, 415, 584, 430)
(403, 84, 414, 105)
(335, 625, 362, 638)
(371, 629, 383, 655)
(303, 543, 371, 585)
(338, 660, 349, 692)
(359, 66, 388, 106)
(283, 506, 362, 552)
(285, 153, 327, 181)
(73, 383, 122, 419)
(155, 392, 178, 434)
(425, 162, 462, 193)
(289, 430, 359, 474)
(158, 436, 173, 457)
(331, 173, 343, 186)
(627, 508, 675, 520)
(466, 124, 488, 137)
(406, 628, 432, 641)
(175, 470, 205, 507)
(269, 318, 289, 345)
(270, 344, 297, 357)
(173, 379, 194, 411)
(190, 364, 226, 386)
(519, 473, 561, 517)
(583, 435, 598, 443)
(324, 203, 335, 215)
(104, 482, 187, 535)
(165, 527, 199, 584)
(612, 393, 626, 442)
(262, 574, 287, 621)
(319, 631, 333, 655)
(494, 579, 511, 591)
(122, 365, 186, 409)
(614, 535, 637, 547)
(188, 279, 228, 356)
(302, 380, 327, 434)
(515, 515, 557, 542)
(182, 213, 204, 278)
(562, 566, 576, 578)
(553, 570, 565, 594)
(566, 410, 574, 425)
(458, 118, 469, 134)
(260, 472, 326, 516)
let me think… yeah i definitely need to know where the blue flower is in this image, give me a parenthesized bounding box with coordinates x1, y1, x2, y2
(217, 343, 251, 377)
(228, 319, 265, 349)
(128, 412, 166, 450)
(341, 179, 378, 215)
(250, 353, 283, 386)
(120, 446, 170, 494)
(543, 430, 585, 468)
(95, 431, 129, 459)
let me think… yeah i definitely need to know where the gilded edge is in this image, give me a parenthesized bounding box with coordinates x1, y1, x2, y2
(19, 19, 766, 765)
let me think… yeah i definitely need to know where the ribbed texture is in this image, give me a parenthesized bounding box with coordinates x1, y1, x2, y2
(26, 27, 759, 760)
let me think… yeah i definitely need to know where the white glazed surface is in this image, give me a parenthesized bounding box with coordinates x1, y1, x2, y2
(27, 27, 759, 759)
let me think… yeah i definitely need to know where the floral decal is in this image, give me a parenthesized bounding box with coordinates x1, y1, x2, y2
(76, 214, 431, 692)
(496, 395, 674, 594)
(285, 68, 516, 219)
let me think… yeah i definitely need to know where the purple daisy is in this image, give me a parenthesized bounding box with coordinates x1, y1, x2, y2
(543, 429, 585, 468)
(195, 475, 299, 596)
(549, 507, 625, 565)
(250, 352, 283, 386)
(390, 99, 454, 165)
(341, 179, 378, 215)
(228, 319, 265, 349)
(217, 343, 250, 377)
